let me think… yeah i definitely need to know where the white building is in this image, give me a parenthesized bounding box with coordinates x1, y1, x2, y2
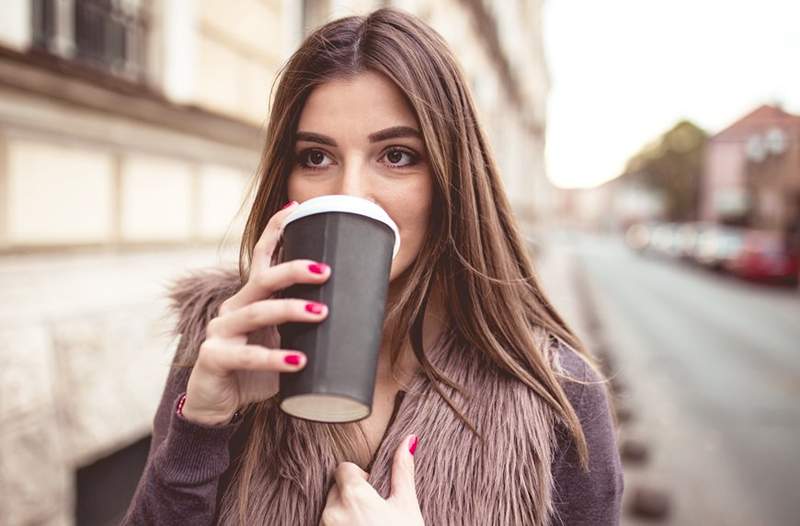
(0, 1, 549, 523)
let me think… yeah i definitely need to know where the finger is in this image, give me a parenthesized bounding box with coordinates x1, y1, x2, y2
(334, 462, 370, 486)
(334, 462, 373, 495)
(325, 481, 341, 508)
(251, 200, 298, 271)
(234, 258, 332, 311)
(352, 464, 369, 481)
(222, 258, 332, 314)
(208, 297, 329, 339)
(321, 484, 342, 526)
(389, 434, 418, 503)
(198, 340, 307, 374)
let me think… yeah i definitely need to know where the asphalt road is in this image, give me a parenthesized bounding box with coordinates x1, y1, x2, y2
(557, 232, 800, 526)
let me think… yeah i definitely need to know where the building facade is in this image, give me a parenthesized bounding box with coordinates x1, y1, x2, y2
(0, 1, 549, 523)
(701, 104, 800, 232)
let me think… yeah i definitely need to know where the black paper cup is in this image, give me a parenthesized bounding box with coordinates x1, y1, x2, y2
(276, 195, 400, 423)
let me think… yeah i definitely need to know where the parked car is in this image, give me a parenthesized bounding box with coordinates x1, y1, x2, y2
(624, 223, 652, 251)
(724, 229, 799, 284)
(649, 223, 682, 257)
(674, 222, 713, 261)
(627, 221, 698, 258)
(695, 226, 744, 270)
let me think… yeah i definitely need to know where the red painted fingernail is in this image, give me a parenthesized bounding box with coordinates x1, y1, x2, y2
(284, 354, 302, 365)
(308, 263, 329, 274)
(409, 435, 418, 455)
(305, 302, 325, 314)
(281, 200, 298, 210)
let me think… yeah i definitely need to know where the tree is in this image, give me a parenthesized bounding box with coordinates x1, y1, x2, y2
(620, 121, 708, 222)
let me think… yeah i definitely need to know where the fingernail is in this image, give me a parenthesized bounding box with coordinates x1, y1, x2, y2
(408, 434, 418, 455)
(305, 302, 325, 314)
(281, 200, 298, 210)
(284, 354, 303, 365)
(308, 262, 329, 274)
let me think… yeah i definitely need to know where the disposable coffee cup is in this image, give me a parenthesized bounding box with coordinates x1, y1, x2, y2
(276, 194, 400, 423)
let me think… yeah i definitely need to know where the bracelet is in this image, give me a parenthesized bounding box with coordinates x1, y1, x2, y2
(176, 393, 241, 424)
(176, 393, 188, 417)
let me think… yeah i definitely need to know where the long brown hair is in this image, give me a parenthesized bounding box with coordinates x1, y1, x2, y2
(216, 7, 597, 523)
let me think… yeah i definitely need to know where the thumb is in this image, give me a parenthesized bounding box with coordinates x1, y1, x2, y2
(389, 434, 419, 502)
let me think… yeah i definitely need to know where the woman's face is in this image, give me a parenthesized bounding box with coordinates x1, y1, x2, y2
(287, 71, 433, 282)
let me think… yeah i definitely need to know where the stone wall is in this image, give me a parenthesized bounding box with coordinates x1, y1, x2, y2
(0, 0, 550, 523)
(0, 247, 236, 524)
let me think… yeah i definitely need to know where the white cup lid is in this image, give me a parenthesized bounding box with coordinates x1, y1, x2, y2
(284, 195, 401, 259)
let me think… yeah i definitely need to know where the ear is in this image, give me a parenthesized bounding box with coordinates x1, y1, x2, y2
(389, 434, 418, 503)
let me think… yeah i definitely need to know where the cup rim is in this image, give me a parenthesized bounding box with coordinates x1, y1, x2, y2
(284, 195, 401, 258)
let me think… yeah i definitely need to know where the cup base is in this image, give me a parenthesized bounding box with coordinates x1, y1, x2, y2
(280, 393, 370, 423)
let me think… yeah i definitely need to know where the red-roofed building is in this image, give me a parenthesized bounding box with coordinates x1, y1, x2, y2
(701, 105, 800, 232)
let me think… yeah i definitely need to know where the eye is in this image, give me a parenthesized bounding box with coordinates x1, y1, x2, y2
(381, 147, 419, 168)
(297, 149, 335, 170)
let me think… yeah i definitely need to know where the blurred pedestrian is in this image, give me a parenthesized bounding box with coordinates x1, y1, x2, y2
(122, 8, 622, 525)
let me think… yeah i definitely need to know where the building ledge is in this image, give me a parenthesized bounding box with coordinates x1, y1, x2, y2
(0, 45, 264, 150)
(0, 239, 240, 258)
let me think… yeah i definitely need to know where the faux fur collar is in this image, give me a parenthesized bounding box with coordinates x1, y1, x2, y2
(167, 266, 559, 525)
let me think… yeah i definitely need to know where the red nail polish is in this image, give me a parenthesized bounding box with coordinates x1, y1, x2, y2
(308, 263, 329, 274)
(284, 354, 302, 365)
(305, 302, 324, 314)
(281, 200, 297, 210)
(409, 435, 418, 455)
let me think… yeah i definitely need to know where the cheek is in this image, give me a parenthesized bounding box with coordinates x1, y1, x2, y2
(387, 194, 432, 279)
(286, 173, 310, 202)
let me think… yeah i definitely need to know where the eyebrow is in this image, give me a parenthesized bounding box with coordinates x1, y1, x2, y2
(295, 126, 422, 146)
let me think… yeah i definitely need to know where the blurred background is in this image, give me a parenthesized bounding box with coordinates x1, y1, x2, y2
(0, 0, 796, 525)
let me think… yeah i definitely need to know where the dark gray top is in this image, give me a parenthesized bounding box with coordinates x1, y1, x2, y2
(122, 344, 623, 525)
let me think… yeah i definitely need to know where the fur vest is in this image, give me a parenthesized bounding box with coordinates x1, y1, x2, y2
(167, 266, 567, 526)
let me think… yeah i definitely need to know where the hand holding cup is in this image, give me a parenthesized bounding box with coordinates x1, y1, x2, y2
(181, 201, 332, 426)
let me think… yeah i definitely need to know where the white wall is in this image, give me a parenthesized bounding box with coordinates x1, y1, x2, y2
(0, 1, 32, 51)
(7, 140, 114, 244)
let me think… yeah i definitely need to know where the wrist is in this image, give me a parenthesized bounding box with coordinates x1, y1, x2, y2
(177, 393, 240, 426)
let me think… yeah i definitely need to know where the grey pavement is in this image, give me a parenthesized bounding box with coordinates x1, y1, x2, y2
(532, 228, 800, 526)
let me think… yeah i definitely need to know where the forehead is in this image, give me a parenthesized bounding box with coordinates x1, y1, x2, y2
(297, 71, 419, 133)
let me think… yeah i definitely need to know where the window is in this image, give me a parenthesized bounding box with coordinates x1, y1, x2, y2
(302, 0, 331, 36)
(31, 0, 149, 82)
(75, 435, 151, 525)
(31, 0, 57, 49)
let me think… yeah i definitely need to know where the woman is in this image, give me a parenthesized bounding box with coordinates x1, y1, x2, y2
(124, 7, 622, 526)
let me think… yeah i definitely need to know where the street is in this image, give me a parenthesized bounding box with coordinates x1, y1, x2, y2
(538, 231, 800, 526)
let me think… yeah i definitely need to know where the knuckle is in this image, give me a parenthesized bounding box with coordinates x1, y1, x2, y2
(341, 484, 368, 503)
(286, 299, 308, 318)
(320, 509, 343, 525)
(206, 317, 220, 336)
(198, 339, 216, 358)
(243, 303, 263, 324)
(253, 270, 272, 290)
(238, 349, 258, 369)
(199, 338, 212, 352)
(282, 300, 296, 319)
(295, 259, 312, 275)
(266, 212, 284, 232)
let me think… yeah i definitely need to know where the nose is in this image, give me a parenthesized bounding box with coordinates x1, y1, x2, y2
(335, 158, 376, 203)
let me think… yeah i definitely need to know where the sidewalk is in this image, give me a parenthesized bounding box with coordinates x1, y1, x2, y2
(529, 230, 595, 350)
(528, 227, 770, 526)
(526, 227, 669, 526)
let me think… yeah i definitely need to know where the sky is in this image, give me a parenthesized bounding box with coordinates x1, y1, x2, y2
(542, 0, 800, 189)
